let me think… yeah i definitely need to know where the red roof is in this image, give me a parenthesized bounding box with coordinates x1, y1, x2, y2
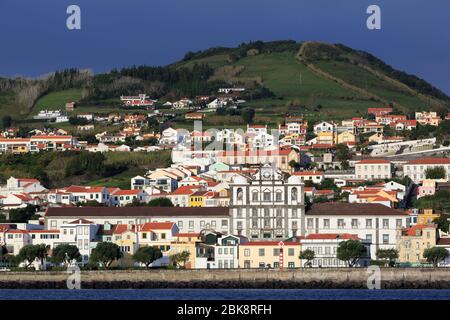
(114, 189, 142, 196)
(140, 222, 175, 232)
(113, 224, 138, 234)
(65, 186, 105, 193)
(169, 186, 199, 195)
(403, 224, 434, 236)
(174, 232, 200, 237)
(407, 158, 450, 165)
(68, 218, 93, 224)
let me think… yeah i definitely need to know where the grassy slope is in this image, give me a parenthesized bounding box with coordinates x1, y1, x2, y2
(33, 88, 83, 112)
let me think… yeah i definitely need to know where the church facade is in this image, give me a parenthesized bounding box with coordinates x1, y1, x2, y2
(229, 165, 305, 239)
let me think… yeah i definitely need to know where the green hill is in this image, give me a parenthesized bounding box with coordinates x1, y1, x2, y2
(1, 41, 449, 123)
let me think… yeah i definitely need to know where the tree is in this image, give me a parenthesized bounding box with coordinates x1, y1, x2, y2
(241, 108, 255, 124)
(0, 245, 7, 262)
(336, 240, 367, 267)
(147, 198, 174, 207)
(414, 190, 450, 212)
(133, 246, 163, 268)
(77, 200, 106, 207)
(335, 144, 351, 162)
(289, 160, 300, 171)
(423, 247, 449, 267)
(170, 250, 191, 268)
(90, 242, 123, 269)
(17, 244, 49, 268)
(425, 167, 446, 180)
(1, 116, 12, 129)
(299, 249, 315, 267)
(147, 116, 160, 133)
(8, 205, 40, 223)
(51, 244, 81, 266)
(434, 216, 450, 234)
(376, 248, 399, 267)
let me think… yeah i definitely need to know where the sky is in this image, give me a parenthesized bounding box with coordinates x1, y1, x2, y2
(0, 0, 449, 95)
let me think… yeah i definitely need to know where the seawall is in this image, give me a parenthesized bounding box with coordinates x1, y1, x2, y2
(1, 268, 450, 289)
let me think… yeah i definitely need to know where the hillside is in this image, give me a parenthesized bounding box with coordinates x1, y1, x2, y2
(0, 41, 449, 123)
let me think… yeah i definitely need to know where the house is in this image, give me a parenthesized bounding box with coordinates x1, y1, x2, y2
(63, 185, 110, 205)
(368, 107, 393, 117)
(403, 158, 450, 183)
(292, 171, 324, 184)
(185, 113, 204, 120)
(120, 94, 154, 107)
(300, 233, 371, 267)
(217, 148, 299, 172)
(397, 224, 437, 265)
(416, 209, 440, 225)
(415, 111, 441, 126)
(313, 121, 334, 134)
(304, 203, 410, 259)
(238, 241, 301, 269)
(44, 206, 230, 235)
(138, 222, 179, 266)
(355, 159, 392, 180)
(111, 224, 139, 256)
(417, 180, 437, 199)
(59, 219, 99, 264)
(0, 177, 46, 196)
(110, 189, 148, 207)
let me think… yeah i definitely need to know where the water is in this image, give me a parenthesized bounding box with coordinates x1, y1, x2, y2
(0, 289, 449, 300)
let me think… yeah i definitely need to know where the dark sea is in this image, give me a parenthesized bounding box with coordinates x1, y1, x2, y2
(0, 289, 449, 300)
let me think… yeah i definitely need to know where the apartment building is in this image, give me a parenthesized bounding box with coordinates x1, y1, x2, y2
(355, 159, 392, 180)
(403, 158, 450, 183)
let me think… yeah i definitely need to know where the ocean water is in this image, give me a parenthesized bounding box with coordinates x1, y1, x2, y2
(0, 289, 449, 300)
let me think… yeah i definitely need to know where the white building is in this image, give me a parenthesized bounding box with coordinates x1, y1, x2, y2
(300, 233, 371, 267)
(304, 203, 410, 259)
(355, 159, 392, 180)
(313, 121, 335, 134)
(230, 164, 305, 240)
(403, 158, 450, 183)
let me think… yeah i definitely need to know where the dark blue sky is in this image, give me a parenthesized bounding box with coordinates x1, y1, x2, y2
(1, 0, 449, 95)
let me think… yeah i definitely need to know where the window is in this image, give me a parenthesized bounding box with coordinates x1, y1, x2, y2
(273, 262, 279, 269)
(244, 249, 250, 257)
(288, 262, 295, 269)
(252, 219, 258, 228)
(222, 219, 228, 227)
(276, 219, 282, 228)
(178, 221, 183, 229)
(382, 234, 389, 244)
(366, 234, 372, 242)
(396, 219, 402, 228)
(252, 191, 259, 202)
(275, 190, 283, 202)
(366, 219, 372, 229)
(292, 208, 298, 218)
(307, 218, 314, 229)
(161, 233, 166, 239)
(288, 248, 294, 256)
(337, 219, 344, 229)
(259, 248, 265, 257)
(351, 219, 358, 228)
(142, 233, 147, 239)
(263, 190, 271, 201)
(382, 219, 389, 229)
(323, 219, 330, 229)
(291, 188, 298, 201)
(189, 221, 194, 229)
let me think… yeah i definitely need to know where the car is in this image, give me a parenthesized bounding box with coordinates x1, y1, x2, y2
(0, 267, 11, 272)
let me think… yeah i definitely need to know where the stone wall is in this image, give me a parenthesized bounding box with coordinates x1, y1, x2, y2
(1, 268, 450, 289)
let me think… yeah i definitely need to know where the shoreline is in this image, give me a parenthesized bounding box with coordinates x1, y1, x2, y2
(1, 268, 450, 289)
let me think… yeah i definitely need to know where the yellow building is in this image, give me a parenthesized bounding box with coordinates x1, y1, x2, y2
(170, 232, 202, 269)
(397, 224, 437, 264)
(336, 131, 356, 144)
(188, 190, 215, 207)
(316, 132, 334, 145)
(112, 224, 139, 255)
(238, 241, 301, 269)
(417, 209, 440, 225)
(138, 222, 178, 255)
